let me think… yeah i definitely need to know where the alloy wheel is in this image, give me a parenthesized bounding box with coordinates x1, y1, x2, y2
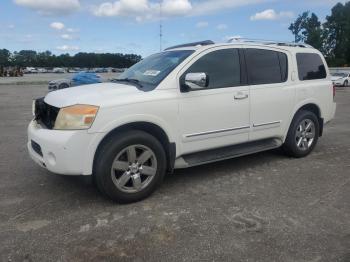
(111, 145, 158, 193)
(295, 119, 316, 151)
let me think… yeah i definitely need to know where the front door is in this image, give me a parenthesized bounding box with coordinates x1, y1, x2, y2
(178, 48, 250, 155)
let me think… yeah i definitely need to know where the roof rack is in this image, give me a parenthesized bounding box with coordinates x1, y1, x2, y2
(164, 40, 215, 51)
(227, 37, 314, 48)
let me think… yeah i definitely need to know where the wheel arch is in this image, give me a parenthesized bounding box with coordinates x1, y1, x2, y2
(92, 121, 176, 174)
(286, 102, 324, 139)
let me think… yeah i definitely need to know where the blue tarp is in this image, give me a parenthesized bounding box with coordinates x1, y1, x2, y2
(72, 72, 101, 86)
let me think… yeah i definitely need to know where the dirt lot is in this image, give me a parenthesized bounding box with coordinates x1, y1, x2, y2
(0, 84, 349, 262)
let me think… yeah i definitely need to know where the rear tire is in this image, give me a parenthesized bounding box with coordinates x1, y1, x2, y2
(283, 110, 319, 158)
(93, 130, 166, 203)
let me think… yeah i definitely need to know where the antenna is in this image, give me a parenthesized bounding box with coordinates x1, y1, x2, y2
(159, 0, 163, 51)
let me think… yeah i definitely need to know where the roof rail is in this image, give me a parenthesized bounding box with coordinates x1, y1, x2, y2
(164, 40, 215, 51)
(227, 37, 314, 48)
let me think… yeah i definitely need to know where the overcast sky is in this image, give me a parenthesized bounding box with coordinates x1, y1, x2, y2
(0, 0, 345, 57)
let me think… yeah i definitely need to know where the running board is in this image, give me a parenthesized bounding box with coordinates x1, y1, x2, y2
(174, 138, 282, 169)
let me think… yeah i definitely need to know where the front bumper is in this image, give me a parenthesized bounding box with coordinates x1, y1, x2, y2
(48, 83, 58, 91)
(27, 120, 99, 175)
(333, 81, 344, 86)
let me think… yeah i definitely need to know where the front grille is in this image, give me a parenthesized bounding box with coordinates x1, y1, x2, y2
(31, 140, 43, 157)
(34, 98, 60, 129)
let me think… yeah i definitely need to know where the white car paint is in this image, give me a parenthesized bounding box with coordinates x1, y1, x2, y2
(27, 42, 336, 176)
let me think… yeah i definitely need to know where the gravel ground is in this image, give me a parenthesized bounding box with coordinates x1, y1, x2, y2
(0, 84, 349, 262)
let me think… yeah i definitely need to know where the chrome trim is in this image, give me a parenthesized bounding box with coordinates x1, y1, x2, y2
(185, 126, 250, 138)
(253, 121, 281, 128)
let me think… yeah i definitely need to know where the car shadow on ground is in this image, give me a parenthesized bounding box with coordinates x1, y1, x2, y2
(51, 148, 287, 205)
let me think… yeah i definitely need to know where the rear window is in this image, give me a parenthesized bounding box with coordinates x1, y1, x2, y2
(296, 53, 327, 81)
(245, 49, 288, 85)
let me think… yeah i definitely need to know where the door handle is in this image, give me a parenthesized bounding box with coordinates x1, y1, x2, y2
(234, 93, 249, 100)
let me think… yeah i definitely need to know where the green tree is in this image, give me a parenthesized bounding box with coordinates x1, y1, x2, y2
(0, 49, 11, 66)
(289, 12, 309, 43)
(13, 50, 37, 67)
(0, 49, 142, 68)
(323, 2, 350, 66)
(289, 11, 323, 50)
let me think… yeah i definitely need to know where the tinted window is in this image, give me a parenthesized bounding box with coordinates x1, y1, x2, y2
(278, 53, 288, 82)
(296, 53, 327, 80)
(184, 49, 241, 89)
(245, 49, 288, 85)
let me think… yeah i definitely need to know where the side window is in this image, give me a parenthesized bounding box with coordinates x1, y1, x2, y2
(245, 49, 288, 85)
(296, 53, 327, 80)
(183, 49, 241, 89)
(278, 52, 288, 82)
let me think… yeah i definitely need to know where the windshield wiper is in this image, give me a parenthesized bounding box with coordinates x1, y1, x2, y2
(112, 78, 143, 88)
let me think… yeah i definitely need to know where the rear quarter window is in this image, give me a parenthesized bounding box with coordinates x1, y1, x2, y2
(296, 53, 327, 81)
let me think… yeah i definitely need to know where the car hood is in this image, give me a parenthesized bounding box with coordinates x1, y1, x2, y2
(44, 82, 151, 108)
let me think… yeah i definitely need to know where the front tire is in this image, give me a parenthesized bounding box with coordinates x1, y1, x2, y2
(93, 130, 166, 203)
(283, 110, 319, 158)
(344, 80, 348, 87)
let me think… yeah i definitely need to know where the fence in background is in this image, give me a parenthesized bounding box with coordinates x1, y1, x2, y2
(329, 67, 350, 74)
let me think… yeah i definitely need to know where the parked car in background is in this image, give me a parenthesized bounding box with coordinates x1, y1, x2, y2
(53, 67, 65, 73)
(67, 68, 81, 73)
(48, 71, 102, 91)
(37, 68, 48, 73)
(93, 68, 109, 73)
(29, 39, 336, 203)
(112, 68, 126, 73)
(23, 67, 38, 74)
(331, 72, 350, 86)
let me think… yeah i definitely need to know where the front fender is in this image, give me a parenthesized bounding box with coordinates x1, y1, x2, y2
(83, 112, 178, 175)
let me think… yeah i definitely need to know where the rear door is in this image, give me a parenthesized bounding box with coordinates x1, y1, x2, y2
(245, 48, 296, 141)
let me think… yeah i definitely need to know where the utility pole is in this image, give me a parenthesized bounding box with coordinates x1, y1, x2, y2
(159, 1, 163, 51)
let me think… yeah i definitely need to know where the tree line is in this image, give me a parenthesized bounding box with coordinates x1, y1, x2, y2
(289, 1, 350, 66)
(0, 49, 142, 68)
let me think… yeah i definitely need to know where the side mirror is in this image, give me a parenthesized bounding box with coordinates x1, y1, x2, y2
(184, 72, 209, 90)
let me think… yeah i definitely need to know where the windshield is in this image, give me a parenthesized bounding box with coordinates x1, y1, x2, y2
(116, 50, 194, 90)
(332, 73, 346, 77)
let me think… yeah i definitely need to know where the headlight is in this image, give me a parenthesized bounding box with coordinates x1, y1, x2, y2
(54, 104, 99, 130)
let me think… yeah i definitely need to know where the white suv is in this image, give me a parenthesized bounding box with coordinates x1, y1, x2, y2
(28, 40, 336, 203)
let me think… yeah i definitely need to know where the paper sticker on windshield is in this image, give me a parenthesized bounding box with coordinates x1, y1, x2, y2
(143, 70, 161, 76)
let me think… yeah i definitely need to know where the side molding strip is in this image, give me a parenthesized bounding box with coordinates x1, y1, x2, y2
(253, 121, 281, 128)
(185, 126, 250, 138)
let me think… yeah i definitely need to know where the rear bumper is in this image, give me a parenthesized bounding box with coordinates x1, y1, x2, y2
(329, 102, 337, 122)
(325, 102, 336, 125)
(27, 120, 100, 175)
